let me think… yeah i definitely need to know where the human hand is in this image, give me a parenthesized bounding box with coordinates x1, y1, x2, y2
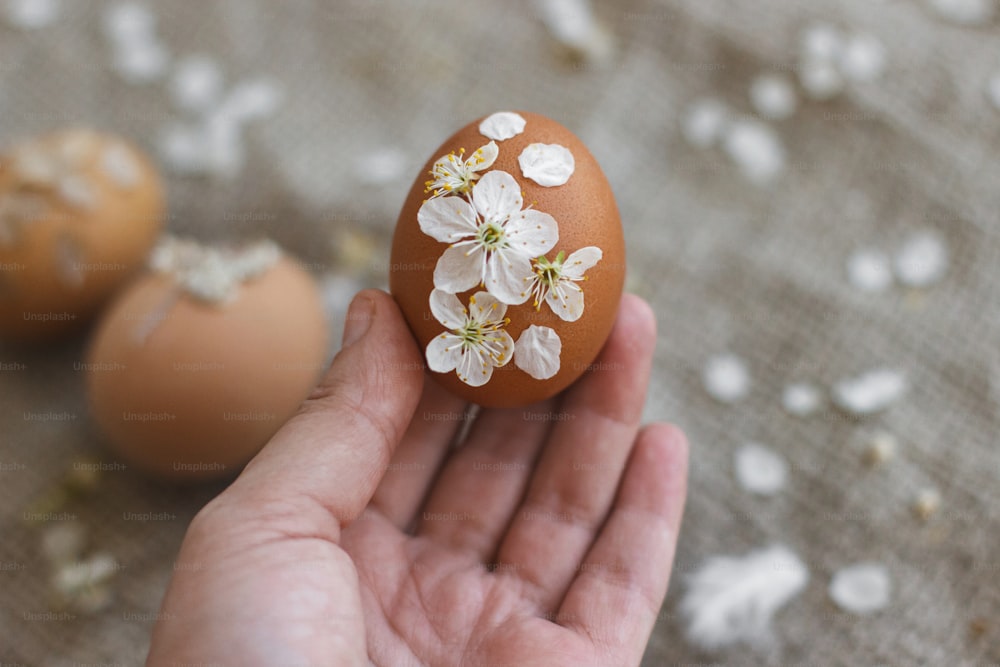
(146, 289, 688, 666)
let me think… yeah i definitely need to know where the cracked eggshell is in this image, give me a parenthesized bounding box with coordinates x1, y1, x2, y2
(0, 130, 164, 341)
(84, 257, 328, 482)
(390, 112, 625, 407)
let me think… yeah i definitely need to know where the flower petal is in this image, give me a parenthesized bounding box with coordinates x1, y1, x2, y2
(457, 347, 494, 387)
(434, 245, 484, 295)
(546, 281, 586, 322)
(518, 143, 575, 187)
(515, 325, 562, 380)
(426, 333, 463, 373)
(484, 250, 534, 305)
(468, 290, 507, 324)
(418, 196, 478, 243)
(472, 170, 522, 223)
(467, 141, 498, 172)
(487, 330, 515, 367)
(479, 112, 527, 141)
(561, 246, 603, 279)
(429, 289, 467, 329)
(504, 209, 559, 257)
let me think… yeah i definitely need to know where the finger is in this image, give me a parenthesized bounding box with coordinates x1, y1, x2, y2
(558, 424, 688, 665)
(414, 400, 557, 559)
(369, 379, 468, 530)
(226, 290, 424, 530)
(496, 294, 656, 611)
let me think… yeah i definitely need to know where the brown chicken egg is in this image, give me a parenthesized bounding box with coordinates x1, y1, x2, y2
(85, 237, 329, 482)
(390, 112, 625, 407)
(0, 129, 164, 340)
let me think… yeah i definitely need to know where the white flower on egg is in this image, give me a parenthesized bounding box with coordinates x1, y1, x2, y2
(418, 170, 558, 305)
(424, 141, 499, 198)
(525, 246, 602, 321)
(425, 289, 515, 387)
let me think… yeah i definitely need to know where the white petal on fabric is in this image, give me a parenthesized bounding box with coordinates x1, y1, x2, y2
(478, 112, 527, 141)
(433, 245, 483, 295)
(518, 143, 575, 187)
(418, 196, 478, 243)
(472, 170, 523, 223)
(504, 209, 559, 257)
(429, 289, 467, 329)
(514, 325, 562, 380)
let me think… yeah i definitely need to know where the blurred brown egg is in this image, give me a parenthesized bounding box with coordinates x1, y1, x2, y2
(390, 112, 625, 407)
(85, 237, 329, 482)
(0, 129, 164, 340)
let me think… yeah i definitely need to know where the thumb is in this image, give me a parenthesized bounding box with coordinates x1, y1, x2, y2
(227, 289, 425, 525)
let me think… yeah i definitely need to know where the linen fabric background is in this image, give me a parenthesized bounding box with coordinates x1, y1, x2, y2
(1, 1, 998, 664)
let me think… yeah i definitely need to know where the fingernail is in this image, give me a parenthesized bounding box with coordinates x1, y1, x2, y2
(342, 294, 374, 348)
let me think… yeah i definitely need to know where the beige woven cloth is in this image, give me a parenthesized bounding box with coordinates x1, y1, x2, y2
(2, 1, 998, 664)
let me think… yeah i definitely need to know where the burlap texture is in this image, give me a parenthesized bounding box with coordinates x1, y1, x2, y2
(2, 1, 998, 664)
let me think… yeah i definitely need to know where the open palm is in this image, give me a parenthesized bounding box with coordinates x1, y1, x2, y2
(147, 291, 687, 666)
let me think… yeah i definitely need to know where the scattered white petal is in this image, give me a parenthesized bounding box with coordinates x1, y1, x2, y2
(799, 59, 845, 100)
(925, 0, 995, 25)
(533, 0, 594, 46)
(113, 41, 170, 84)
(479, 111, 527, 141)
(203, 112, 246, 180)
(682, 98, 728, 148)
(101, 143, 141, 189)
(3, 0, 60, 30)
(518, 143, 575, 187)
(864, 430, 897, 466)
(158, 123, 208, 174)
(532, 0, 614, 64)
(839, 34, 887, 83)
(782, 382, 822, 417)
(801, 23, 844, 62)
(170, 55, 225, 113)
(722, 120, 786, 185)
(749, 74, 798, 120)
(988, 72, 1000, 111)
(735, 443, 788, 496)
(829, 563, 891, 615)
(41, 523, 86, 565)
(219, 79, 284, 123)
(103, 2, 156, 43)
(894, 231, 948, 287)
(846, 248, 893, 292)
(681, 545, 809, 651)
(832, 369, 908, 415)
(150, 236, 281, 303)
(356, 146, 409, 185)
(913, 488, 941, 520)
(514, 325, 562, 380)
(703, 354, 750, 404)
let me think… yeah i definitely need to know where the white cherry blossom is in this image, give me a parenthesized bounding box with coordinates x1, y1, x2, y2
(424, 141, 499, 198)
(425, 290, 514, 387)
(514, 325, 561, 380)
(418, 170, 558, 304)
(525, 246, 602, 321)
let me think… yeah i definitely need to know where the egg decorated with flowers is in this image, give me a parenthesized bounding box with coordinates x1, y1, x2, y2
(390, 112, 625, 407)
